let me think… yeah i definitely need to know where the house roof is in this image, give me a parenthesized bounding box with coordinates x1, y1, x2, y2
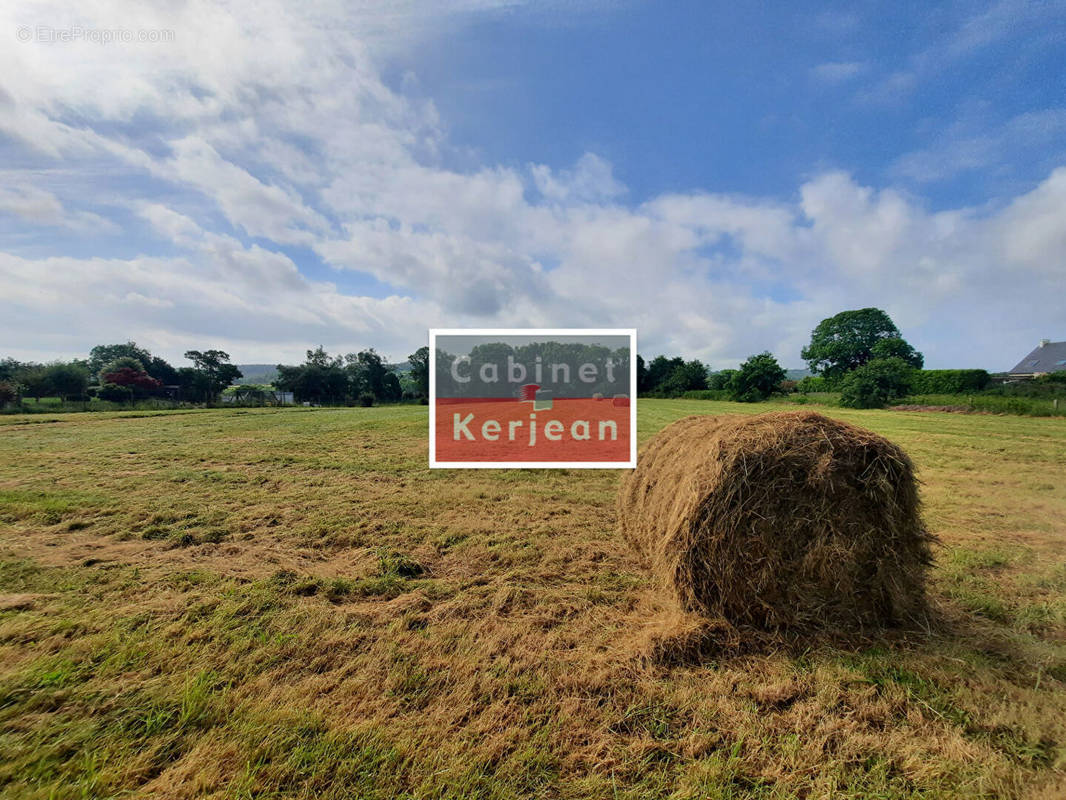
(1008, 341, 1066, 374)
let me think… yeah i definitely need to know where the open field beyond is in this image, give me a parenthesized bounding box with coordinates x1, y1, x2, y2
(1, 401, 1065, 799)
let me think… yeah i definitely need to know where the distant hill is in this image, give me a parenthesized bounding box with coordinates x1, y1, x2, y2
(235, 364, 278, 385)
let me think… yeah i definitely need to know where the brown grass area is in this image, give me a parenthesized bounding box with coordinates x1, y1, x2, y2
(0, 402, 1065, 799)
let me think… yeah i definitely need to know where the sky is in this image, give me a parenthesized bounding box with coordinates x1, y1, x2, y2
(1, 0, 1065, 370)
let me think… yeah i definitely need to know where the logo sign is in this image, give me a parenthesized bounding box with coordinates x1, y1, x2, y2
(430, 329, 636, 468)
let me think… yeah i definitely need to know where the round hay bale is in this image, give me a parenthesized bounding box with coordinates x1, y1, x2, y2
(619, 411, 934, 632)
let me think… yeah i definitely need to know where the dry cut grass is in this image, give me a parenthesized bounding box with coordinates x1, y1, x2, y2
(0, 401, 1065, 798)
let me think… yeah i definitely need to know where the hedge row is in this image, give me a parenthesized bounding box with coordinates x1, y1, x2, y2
(908, 369, 991, 394)
(796, 369, 991, 395)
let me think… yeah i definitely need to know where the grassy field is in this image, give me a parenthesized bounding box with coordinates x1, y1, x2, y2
(1, 400, 1065, 799)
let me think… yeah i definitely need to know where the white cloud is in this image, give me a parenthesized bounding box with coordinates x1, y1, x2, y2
(856, 70, 918, 105)
(0, 183, 118, 232)
(157, 137, 329, 245)
(853, 1, 1066, 107)
(531, 153, 626, 204)
(892, 108, 1066, 184)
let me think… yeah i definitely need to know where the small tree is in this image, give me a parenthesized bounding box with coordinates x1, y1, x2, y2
(839, 357, 915, 409)
(729, 352, 787, 402)
(380, 372, 402, 402)
(146, 356, 179, 385)
(184, 350, 242, 401)
(44, 362, 90, 401)
(0, 381, 16, 407)
(15, 364, 50, 402)
(408, 346, 429, 398)
(99, 356, 147, 383)
(103, 367, 163, 403)
(0, 358, 22, 383)
(176, 367, 214, 403)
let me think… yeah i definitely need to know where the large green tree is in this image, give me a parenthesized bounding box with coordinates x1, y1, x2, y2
(801, 308, 921, 379)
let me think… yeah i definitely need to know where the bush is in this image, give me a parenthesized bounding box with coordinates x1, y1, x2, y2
(839, 358, 915, 409)
(982, 377, 1066, 398)
(909, 369, 990, 394)
(0, 381, 16, 406)
(839, 371, 884, 409)
(96, 383, 131, 403)
(358, 392, 375, 407)
(900, 394, 1066, 417)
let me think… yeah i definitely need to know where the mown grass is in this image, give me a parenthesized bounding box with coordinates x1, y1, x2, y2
(0, 401, 1064, 798)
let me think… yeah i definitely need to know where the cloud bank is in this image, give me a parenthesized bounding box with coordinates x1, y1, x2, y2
(1, 1, 1063, 369)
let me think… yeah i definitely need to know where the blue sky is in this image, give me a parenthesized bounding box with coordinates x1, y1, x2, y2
(1, 0, 1065, 370)
(407, 1, 1066, 206)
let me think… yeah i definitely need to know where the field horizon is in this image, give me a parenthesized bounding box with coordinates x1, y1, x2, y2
(2, 400, 1065, 799)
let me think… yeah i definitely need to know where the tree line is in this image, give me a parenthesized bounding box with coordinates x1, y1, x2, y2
(0, 343, 242, 406)
(272, 346, 426, 406)
(636, 307, 931, 407)
(2, 307, 1030, 412)
(0, 342, 435, 409)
